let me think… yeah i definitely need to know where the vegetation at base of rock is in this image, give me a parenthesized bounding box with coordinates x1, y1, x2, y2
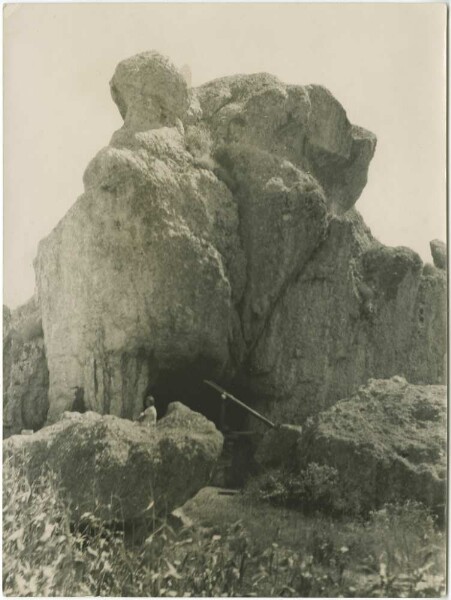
(3, 460, 445, 597)
(245, 464, 362, 516)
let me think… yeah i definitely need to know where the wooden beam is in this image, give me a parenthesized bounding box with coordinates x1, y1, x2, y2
(204, 380, 276, 429)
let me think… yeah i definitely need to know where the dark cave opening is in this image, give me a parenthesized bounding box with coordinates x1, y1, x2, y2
(150, 367, 262, 487)
(150, 367, 250, 434)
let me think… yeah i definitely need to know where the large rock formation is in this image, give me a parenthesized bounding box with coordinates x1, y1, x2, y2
(5, 50, 445, 431)
(298, 377, 447, 514)
(3, 402, 223, 521)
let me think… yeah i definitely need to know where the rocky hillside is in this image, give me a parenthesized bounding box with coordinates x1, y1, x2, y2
(4, 51, 446, 432)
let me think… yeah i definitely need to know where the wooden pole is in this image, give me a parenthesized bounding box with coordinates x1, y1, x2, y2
(204, 380, 276, 429)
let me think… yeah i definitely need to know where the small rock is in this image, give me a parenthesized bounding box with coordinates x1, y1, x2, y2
(430, 239, 446, 270)
(168, 507, 193, 530)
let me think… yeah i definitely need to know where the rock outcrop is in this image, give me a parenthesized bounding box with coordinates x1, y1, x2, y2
(3, 298, 49, 436)
(5, 50, 443, 431)
(297, 377, 447, 514)
(3, 402, 223, 521)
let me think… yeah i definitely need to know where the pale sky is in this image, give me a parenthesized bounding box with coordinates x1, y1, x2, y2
(4, 3, 447, 309)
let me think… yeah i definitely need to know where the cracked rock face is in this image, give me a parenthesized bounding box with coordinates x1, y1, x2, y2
(248, 216, 446, 425)
(15, 50, 444, 428)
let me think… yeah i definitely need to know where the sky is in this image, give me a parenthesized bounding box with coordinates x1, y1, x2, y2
(3, 3, 447, 309)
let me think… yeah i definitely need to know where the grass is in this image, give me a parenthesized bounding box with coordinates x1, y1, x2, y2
(184, 487, 447, 597)
(3, 459, 447, 597)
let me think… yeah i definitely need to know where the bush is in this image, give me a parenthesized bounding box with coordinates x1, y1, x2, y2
(247, 463, 357, 516)
(3, 459, 84, 595)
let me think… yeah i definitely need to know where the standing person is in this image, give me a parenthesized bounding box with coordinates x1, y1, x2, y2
(72, 386, 86, 413)
(138, 394, 157, 426)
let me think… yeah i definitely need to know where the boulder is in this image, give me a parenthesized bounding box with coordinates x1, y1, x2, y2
(110, 51, 189, 131)
(430, 239, 446, 270)
(3, 297, 49, 436)
(297, 377, 446, 513)
(3, 402, 223, 521)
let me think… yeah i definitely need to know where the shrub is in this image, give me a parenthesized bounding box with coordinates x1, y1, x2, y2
(247, 463, 356, 516)
(357, 501, 446, 597)
(3, 459, 84, 596)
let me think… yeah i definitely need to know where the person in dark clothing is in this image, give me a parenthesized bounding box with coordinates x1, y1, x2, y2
(72, 386, 86, 413)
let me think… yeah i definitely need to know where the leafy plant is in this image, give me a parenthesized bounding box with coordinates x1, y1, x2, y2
(356, 502, 446, 597)
(3, 458, 446, 597)
(247, 463, 356, 515)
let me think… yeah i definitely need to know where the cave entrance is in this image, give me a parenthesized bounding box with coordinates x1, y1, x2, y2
(151, 368, 249, 434)
(151, 368, 260, 488)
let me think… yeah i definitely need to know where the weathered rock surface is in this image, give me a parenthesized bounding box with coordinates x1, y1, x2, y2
(110, 51, 189, 132)
(298, 377, 446, 513)
(36, 127, 243, 422)
(3, 402, 223, 521)
(430, 239, 446, 270)
(247, 215, 446, 424)
(23, 50, 445, 427)
(3, 297, 49, 436)
(196, 75, 376, 214)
